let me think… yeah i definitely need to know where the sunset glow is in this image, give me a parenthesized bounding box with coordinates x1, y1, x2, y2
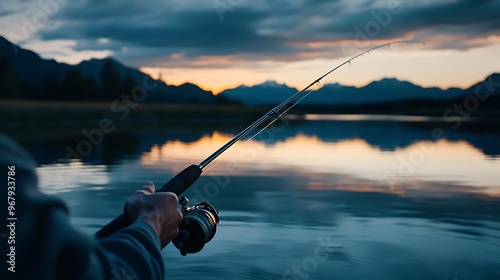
(2, 0, 499, 94)
(140, 44, 500, 94)
(139, 131, 500, 196)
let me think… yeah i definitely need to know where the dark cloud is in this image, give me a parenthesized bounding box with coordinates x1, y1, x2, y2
(0, 6, 24, 18)
(33, 0, 500, 67)
(0, 10, 17, 17)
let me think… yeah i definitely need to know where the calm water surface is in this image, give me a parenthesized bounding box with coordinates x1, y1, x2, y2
(27, 115, 500, 279)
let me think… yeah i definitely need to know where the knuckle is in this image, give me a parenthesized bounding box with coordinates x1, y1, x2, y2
(165, 192, 179, 204)
(132, 190, 142, 195)
(134, 189, 147, 196)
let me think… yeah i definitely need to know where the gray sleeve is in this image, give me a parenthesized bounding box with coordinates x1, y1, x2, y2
(96, 221, 165, 280)
(0, 134, 165, 280)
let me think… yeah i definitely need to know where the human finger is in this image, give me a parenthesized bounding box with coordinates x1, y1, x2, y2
(141, 181, 155, 194)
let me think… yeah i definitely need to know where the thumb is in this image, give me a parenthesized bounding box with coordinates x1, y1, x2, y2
(125, 181, 156, 218)
(141, 181, 155, 194)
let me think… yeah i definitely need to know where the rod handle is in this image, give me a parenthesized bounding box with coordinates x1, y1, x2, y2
(157, 164, 202, 195)
(94, 165, 202, 239)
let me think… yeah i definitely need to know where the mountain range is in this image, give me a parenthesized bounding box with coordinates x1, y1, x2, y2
(218, 75, 499, 107)
(0, 36, 214, 103)
(1, 36, 499, 108)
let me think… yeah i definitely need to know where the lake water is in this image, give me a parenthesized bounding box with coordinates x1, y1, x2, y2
(21, 114, 500, 279)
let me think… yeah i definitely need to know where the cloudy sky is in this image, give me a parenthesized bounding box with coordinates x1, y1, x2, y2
(1, 0, 499, 93)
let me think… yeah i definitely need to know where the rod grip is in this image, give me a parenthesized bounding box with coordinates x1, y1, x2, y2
(158, 164, 202, 195)
(94, 164, 202, 239)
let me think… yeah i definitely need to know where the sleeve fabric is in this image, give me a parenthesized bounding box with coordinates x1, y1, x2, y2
(0, 134, 165, 280)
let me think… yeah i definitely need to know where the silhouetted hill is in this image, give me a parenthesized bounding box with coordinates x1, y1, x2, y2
(220, 81, 298, 106)
(219, 77, 472, 106)
(1, 36, 499, 110)
(0, 36, 72, 96)
(74, 58, 214, 103)
(463, 73, 500, 97)
(0, 36, 215, 103)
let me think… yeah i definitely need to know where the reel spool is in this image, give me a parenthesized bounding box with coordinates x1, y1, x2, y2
(173, 197, 219, 256)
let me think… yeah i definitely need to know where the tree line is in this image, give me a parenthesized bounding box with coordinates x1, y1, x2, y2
(0, 56, 137, 102)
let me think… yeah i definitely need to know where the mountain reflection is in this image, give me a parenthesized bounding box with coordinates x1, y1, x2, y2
(15, 116, 500, 168)
(141, 132, 499, 197)
(9, 115, 498, 198)
(25, 117, 500, 280)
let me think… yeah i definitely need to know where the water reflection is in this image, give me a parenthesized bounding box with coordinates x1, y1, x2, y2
(141, 132, 500, 197)
(14, 115, 500, 168)
(297, 113, 439, 122)
(37, 161, 110, 194)
(19, 115, 500, 279)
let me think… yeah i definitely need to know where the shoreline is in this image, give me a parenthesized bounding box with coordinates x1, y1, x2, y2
(1, 100, 499, 128)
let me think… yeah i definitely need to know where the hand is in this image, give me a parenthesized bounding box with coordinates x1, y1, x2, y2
(126, 181, 183, 247)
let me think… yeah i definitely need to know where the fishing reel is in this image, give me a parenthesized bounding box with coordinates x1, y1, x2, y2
(173, 197, 219, 256)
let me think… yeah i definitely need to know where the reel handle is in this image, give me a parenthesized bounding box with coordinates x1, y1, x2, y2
(94, 165, 202, 239)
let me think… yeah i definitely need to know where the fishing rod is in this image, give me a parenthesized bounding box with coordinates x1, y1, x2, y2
(95, 40, 424, 255)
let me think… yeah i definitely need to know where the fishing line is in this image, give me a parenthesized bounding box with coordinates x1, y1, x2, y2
(203, 40, 424, 172)
(202, 87, 316, 174)
(95, 40, 425, 253)
(197, 40, 423, 170)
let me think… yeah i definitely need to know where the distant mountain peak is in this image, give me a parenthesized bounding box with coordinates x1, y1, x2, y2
(260, 80, 284, 87)
(0, 36, 15, 46)
(0, 36, 9, 44)
(179, 82, 198, 87)
(371, 77, 404, 84)
(365, 77, 423, 90)
(486, 72, 500, 80)
(379, 77, 400, 82)
(0, 36, 215, 103)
